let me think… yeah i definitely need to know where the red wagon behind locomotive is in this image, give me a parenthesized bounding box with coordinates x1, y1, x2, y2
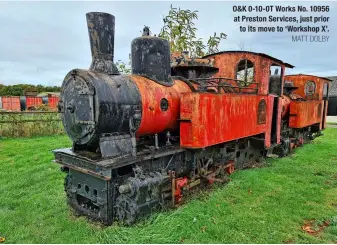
(276, 74, 331, 153)
(284, 74, 330, 129)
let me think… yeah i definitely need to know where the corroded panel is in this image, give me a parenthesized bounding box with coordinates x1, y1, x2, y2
(257, 99, 267, 125)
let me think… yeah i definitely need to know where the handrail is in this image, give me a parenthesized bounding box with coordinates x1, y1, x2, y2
(190, 77, 259, 94)
(192, 77, 259, 84)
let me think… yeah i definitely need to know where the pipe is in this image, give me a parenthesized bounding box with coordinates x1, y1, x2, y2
(86, 12, 120, 75)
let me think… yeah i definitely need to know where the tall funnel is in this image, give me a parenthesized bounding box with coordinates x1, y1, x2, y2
(86, 12, 119, 74)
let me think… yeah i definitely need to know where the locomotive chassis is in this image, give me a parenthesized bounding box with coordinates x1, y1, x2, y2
(54, 133, 266, 225)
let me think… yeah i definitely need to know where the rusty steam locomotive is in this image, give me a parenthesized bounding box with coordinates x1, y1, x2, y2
(53, 12, 330, 225)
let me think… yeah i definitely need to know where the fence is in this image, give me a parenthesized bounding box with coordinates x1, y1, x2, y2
(0, 111, 64, 138)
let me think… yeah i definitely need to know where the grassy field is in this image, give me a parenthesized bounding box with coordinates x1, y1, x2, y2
(1, 129, 337, 243)
(0, 112, 63, 138)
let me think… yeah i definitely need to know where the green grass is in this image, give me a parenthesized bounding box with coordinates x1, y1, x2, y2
(1, 129, 337, 243)
(0, 112, 63, 138)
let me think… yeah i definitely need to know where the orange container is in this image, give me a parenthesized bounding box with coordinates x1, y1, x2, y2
(1, 96, 21, 111)
(48, 96, 59, 109)
(26, 96, 43, 109)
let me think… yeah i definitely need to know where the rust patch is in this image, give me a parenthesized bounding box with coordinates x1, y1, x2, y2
(284, 74, 331, 101)
(180, 93, 273, 148)
(205, 51, 289, 95)
(257, 99, 267, 125)
(289, 100, 322, 128)
(318, 103, 322, 118)
(131, 75, 191, 136)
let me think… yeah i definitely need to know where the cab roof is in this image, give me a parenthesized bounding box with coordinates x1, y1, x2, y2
(285, 74, 333, 82)
(203, 51, 295, 68)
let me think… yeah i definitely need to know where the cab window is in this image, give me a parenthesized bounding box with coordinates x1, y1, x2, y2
(305, 81, 316, 99)
(323, 83, 329, 100)
(269, 64, 282, 96)
(236, 59, 254, 87)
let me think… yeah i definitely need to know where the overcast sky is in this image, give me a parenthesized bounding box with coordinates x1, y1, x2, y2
(0, 1, 336, 86)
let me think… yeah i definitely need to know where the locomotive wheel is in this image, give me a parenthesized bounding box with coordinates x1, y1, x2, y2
(115, 195, 138, 225)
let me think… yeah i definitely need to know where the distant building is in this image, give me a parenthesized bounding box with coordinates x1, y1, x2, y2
(327, 76, 337, 96)
(24, 90, 38, 96)
(327, 76, 337, 116)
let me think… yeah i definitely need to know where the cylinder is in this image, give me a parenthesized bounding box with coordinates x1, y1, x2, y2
(86, 12, 119, 75)
(131, 34, 172, 86)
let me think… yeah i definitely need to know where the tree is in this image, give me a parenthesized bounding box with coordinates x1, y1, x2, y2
(115, 60, 131, 74)
(115, 5, 227, 74)
(0, 84, 61, 96)
(158, 5, 226, 57)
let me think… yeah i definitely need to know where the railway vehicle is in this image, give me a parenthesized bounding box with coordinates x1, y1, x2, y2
(0, 96, 21, 111)
(277, 75, 331, 155)
(53, 12, 329, 225)
(0, 95, 59, 111)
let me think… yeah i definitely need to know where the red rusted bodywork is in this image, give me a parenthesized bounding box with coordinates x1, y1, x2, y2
(203, 51, 293, 95)
(289, 100, 323, 128)
(180, 93, 274, 148)
(178, 51, 293, 149)
(284, 74, 331, 129)
(280, 95, 291, 118)
(0, 96, 21, 111)
(26, 96, 43, 109)
(284, 74, 330, 100)
(131, 75, 192, 136)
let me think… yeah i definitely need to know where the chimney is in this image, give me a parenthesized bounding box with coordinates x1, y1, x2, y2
(86, 12, 119, 75)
